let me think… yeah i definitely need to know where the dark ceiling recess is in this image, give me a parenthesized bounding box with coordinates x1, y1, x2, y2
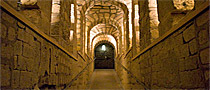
(94, 43, 115, 69)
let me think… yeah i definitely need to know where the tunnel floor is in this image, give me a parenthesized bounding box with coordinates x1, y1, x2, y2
(88, 69, 123, 90)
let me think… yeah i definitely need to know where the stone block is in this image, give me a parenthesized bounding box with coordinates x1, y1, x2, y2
(1, 23, 7, 38)
(11, 70, 20, 89)
(179, 44, 189, 58)
(17, 55, 27, 71)
(25, 28, 35, 45)
(30, 72, 39, 86)
(183, 25, 195, 42)
(200, 48, 210, 64)
(198, 29, 209, 45)
(49, 74, 58, 85)
(184, 55, 199, 71)
(1, 43, 13, 65)
(20, 71, 32, 89)
(26, 58, 34, 72)
(204, 70, 209, 81)
(17, 28, 27, 42)
(180, 70, 204, 88)
(14, 40, 22, 55)
(8, 27, 16, 41)
(189, 39, 198, 55)
(1, 65, 11, 86)
(2, 10, 16, 24)
(23, 43, 33, 58)
(179, 58, 185, 71)
(13, 55, 18, 69)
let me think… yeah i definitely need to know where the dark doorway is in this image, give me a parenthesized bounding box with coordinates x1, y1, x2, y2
(94, 43, 115, 69)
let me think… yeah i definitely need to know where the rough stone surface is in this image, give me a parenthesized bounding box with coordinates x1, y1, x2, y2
(1, 0, 209, 90)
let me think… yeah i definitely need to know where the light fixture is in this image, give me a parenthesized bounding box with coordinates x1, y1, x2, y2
(102, 45, 106, 51)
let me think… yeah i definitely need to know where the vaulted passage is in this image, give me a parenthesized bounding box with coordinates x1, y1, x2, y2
(1, 0, 209, 89)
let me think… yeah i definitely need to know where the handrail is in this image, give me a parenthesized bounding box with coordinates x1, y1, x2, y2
(131, 2, 209, 61)
(77, 51, 86, 62)
(85, 53, 93, 61)
(124, 47, 132, 59)
(115, 60, 149, 90)
(63, 59, 95, 90)
(0, 1, 79, 61)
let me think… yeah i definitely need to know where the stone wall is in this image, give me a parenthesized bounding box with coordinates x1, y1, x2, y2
(115, 1, 209, 89)
(1, 2, 93, 89)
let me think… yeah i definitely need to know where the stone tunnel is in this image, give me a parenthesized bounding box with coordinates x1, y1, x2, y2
(1, 0, 209, 89)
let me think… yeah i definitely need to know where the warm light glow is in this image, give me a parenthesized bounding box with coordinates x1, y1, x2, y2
(69, 30, 74, 41)
(21, 0, 37, 5)
(71, 4, 75, 23)
(102, 45, 106, 51)
(135, 5, 139, 26)
(51, 0, 60, 24)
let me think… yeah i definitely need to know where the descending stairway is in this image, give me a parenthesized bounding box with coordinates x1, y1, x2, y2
(87, 69, 123, 90)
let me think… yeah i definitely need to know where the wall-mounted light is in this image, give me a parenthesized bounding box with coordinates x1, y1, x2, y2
(102, 45, 106, 51)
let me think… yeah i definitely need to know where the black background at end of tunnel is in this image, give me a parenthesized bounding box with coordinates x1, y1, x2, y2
(94, 43, 115, 69)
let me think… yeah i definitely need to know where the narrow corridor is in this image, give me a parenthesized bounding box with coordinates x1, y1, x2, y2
(1, 0, 209, 89)
(88, 69, 123, 90)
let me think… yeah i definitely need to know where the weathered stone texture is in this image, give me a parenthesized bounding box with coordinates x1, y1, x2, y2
(115, 3, 209, 89)
(1, 8, 93, 89)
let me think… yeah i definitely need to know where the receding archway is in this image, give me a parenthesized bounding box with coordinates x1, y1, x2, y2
(94, 43, 115, 69)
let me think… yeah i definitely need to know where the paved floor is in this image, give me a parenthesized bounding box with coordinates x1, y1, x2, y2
(88, 69, 123, 90)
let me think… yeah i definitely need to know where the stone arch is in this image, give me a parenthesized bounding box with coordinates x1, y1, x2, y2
(91, 34, 117, 56)
(92, 40, 117, 58)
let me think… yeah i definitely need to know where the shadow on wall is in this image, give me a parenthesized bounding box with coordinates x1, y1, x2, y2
(94, 43, 115, 69)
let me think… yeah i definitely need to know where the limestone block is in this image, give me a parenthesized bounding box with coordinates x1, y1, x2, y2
(2, 10, 16, 24)
(14, 40, 22, 55)
(180, 70, 204, 88)
(204, 70, 209, 81)
(179, 44, 189, 58)
(20, 71, 32, 88)
(25, 28, 35, 45)
(1, 23, 7, 38)
(189, 39, 198, 55)
(8, 27, 16, 41)
(31, 71, 39, 86)
(49, 74, 58, 85)
(11, 70, 20, 89)
(23, 43, 33, 58)
(14, 56, 18, 69)
(1, 43, 13, 65)
(17, 28, 33, 44)
(1, 65, 11, 86)
(198, 29, 209, 45)
(184, 55, 198, 71)
(26, 58, 34, 72)
(200, 48, 210, 64)
(17, 55, 27, 70)
(183, 24, 195, 42)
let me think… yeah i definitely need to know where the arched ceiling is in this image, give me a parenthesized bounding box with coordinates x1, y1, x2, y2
(76, 0, 132, 54)
(85, 4, 124, 30)
(91, 34, 117, 51)
(90, 24, 120, 42)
